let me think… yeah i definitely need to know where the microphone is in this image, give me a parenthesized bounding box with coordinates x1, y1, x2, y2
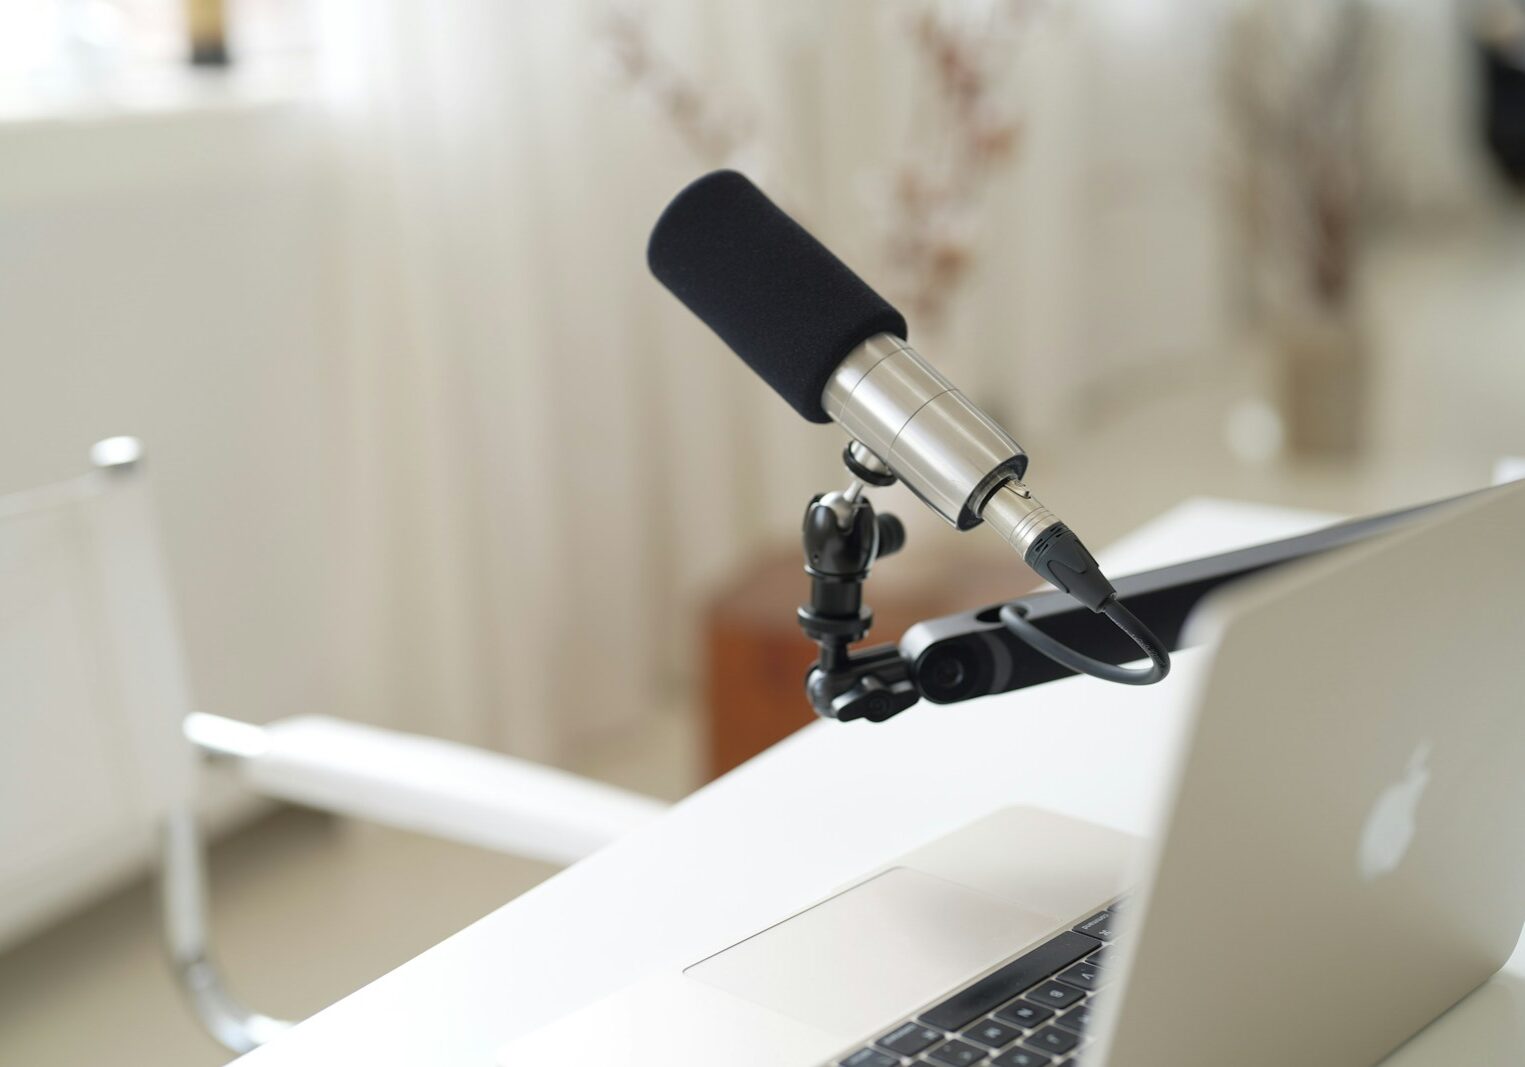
(647, 169, 1118, 616)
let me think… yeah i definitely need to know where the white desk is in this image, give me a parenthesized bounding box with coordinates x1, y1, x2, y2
(237, 500, 1525, 1066)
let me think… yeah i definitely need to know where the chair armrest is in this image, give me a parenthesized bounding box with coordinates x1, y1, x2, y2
(184, 713, 668, 866)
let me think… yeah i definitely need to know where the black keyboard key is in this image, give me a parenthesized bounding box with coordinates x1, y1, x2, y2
(1056, 961, 1102, 991)
(993, 1001, 1053, 1029)
(1072, 911, 1117, 942)
(962, 1018, 1021, 1050)
(1023, 980, 1085, 1010)
(989, 1049, 1051, 1067)
(925, 1038, 989, 1066)
(878, 1022, 942, 1056)
(1085, 946, 1110, 966)
(918, 931, 1101, 1031)
(1053, 1001, 1095, 1034)
(1022, 1025, 1080, 1056)
(840, 1048, 897, 1067)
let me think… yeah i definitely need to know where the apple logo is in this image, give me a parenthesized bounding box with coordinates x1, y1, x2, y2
(1359, 742, 1432, 882)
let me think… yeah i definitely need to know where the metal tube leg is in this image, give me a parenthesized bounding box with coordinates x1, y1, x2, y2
(159, 810, 293, 1053)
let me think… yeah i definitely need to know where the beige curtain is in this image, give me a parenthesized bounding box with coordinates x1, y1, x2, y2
(315, 0, 1229, 761)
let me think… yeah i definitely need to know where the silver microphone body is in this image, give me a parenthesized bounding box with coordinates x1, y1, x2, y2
(820, 333, 1061, 557)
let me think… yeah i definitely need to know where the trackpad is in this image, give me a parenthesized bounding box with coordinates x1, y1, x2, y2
(685, 867, 1059, 1037)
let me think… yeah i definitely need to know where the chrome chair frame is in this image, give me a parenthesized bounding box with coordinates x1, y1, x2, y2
(14, 440, 667, 1055)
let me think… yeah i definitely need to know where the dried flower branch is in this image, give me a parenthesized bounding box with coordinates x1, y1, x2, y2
(1224, 0, 1367, 322)
(599, 0, 1041, 327)
(872, 0, 1041, 326)
(601, 0, 758, 170)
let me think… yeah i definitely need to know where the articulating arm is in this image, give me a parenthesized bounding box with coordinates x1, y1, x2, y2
(799, 479, 1479, 722)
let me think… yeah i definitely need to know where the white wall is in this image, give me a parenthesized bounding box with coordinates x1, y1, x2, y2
(0, 99, 348, 734)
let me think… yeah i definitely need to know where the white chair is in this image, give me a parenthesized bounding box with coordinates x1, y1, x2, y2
(0, 438, 668, 1054)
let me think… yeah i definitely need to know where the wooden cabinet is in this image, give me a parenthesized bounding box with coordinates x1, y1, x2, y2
(701, 547, 1034, 778)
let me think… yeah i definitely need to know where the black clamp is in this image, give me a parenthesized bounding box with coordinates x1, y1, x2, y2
(797, 458, 921, 722)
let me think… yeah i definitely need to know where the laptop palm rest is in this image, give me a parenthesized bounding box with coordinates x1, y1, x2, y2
(685, 866, 1062, 1037)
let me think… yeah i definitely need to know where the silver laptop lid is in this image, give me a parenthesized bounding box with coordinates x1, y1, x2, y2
(1097, 481, 1525, 1067)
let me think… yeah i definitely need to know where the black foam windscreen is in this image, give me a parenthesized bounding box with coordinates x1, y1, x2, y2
(647, 170, 908, 423)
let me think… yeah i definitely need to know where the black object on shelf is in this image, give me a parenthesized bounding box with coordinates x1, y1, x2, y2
(1479, 38, 1525, 189)
(187, 0, 232, 68)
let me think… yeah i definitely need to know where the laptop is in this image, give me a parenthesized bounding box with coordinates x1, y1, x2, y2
(499, 481, 1525, 1066)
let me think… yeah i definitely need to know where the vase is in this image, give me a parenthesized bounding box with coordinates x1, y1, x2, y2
(1274, 311, 1367, 460)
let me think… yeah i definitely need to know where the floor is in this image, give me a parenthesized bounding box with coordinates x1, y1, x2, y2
(0, 706, 702, 1067)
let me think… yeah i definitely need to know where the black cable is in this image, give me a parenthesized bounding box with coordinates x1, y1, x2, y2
(999, 595, 1171, 686)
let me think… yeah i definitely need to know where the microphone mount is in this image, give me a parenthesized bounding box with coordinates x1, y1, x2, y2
(797, 444, 919, 723)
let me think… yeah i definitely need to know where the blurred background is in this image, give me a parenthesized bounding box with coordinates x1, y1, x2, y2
(1, 0, 1522, 1062)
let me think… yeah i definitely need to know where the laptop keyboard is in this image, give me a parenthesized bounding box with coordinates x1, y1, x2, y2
(827, 906, 1120, 1067)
